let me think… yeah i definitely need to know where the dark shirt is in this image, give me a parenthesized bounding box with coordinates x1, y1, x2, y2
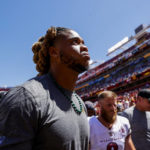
(121, 106, 150, 150)
(0, 74, 89, 150)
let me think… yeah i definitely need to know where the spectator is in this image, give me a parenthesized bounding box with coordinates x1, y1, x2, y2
(117, 104, 123, 115)
(124, 99, 130, 110)
(121, 88, 150, 150)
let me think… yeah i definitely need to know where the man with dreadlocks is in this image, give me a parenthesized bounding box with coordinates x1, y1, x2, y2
(0, 27, 90, 150)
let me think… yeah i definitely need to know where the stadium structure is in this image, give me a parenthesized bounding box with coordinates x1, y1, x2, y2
(0, 87, 9, 99)
(0, 87, 9, 92)
(75, 24, 150, 103)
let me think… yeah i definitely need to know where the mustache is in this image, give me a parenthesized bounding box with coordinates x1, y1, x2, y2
(101, 109, 117, 124)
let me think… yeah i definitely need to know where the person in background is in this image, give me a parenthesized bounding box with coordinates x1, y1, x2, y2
(117, 104, 123, 115)
(0, 27, 91, 150)
(121, 88, 150, 150)
(85, 101, 96, 117)
(89, 90, 135, 150)
(129, 97, 136, 107)
(123, 98, 129, 110)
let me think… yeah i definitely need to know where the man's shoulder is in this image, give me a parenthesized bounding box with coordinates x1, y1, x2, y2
(88, 116, 98, 124)
(2, 86, 31, 103)
(116, 115, 131, 136)
(0, 86, 35, 116)
(117, 115, 130, 124)
(89, 115, 97, 121)
(1, 75, 50, 107)
(116, 116, 131, 132)
(21, 74, 53, 98)
(22, 75, 48, 91)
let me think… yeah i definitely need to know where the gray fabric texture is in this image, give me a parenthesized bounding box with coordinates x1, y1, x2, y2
(0, 73, 89, 150)
(121, 106, 150, 150)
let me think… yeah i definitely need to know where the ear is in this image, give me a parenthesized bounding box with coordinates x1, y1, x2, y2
(49, 46, 59, 58)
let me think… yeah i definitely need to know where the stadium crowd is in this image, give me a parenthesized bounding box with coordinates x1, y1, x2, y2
(76, 53, 150, 100)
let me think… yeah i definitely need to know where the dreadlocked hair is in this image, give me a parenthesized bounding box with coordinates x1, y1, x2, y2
(32, 26, 70, 76)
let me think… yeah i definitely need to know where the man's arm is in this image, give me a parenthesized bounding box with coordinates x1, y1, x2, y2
(0, 87, 38, 149)
(125, 134, 136, 150)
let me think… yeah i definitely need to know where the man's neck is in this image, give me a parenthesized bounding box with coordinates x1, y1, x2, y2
(97, 116, 113, 129)
(49, 66, 79, 91)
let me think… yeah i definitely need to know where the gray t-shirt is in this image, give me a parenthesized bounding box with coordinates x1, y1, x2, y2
(0, 74, 89, 150)
(121, 106, 150, 150)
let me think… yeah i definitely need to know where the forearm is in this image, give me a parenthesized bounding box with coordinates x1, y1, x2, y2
(125, 135, 136, 150)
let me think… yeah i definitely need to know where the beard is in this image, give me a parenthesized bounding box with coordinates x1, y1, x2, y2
(60, 52, 89, 73)
(101, 107, 117, 124)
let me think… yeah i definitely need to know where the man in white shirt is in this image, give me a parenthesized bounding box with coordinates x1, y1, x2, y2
(89, 91, 135, 150)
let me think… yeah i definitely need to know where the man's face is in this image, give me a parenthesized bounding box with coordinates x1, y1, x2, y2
(54, 30, 90, 73)
(99, 98, 117, 124)
(140, 97, 150, 111)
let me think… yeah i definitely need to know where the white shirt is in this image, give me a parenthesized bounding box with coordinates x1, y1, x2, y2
(89, 116, 131, 150)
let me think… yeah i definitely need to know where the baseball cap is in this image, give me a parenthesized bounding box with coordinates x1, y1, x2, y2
(138, 89, 150, 101)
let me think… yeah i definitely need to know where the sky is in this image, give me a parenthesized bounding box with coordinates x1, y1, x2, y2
(1, 0, 150, 87)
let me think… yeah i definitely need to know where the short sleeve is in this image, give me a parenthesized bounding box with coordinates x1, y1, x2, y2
(125, 117, 132, 136)
(0, 87, 38, 149)
(119, 115, 132, 137)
